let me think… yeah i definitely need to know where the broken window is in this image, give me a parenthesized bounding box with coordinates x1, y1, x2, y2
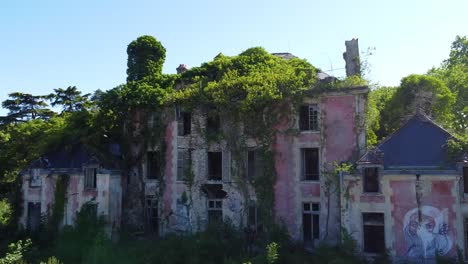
(84, 168, 97, 189)
(463, 167, 468, 194)
(177, 149, 192, 181)
(147, 151, 161, 180)
(247, 149, 262, 180)
(177, 111, 191, 136)
(208, 152, 222, 181)
(207, 199, 222, 225)
(302, 148, 319, 181)
(303, 202, 320, 241)
(146, 196, 159, 235)
(363, 167, 379, 193)
(27, 202, 41, 232)
(299, 105, 319, 131)
(207, 113, 220, 134)
(363, 213, 385, 254)
(29, 168, 41, 188)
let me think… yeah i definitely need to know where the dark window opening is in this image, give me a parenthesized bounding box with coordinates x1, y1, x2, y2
(302, 148, 319, 181)
(178, 112, 191, 136)
(207, 114, 220, 134)
(84, 168, 97, 189)
(147, 151, 161, 180)
(463, 167, 468, 194)
(146, 196, 159, 236)
(363, 213, 385, 254)
(464, 218, 468, 259)
(247, 150, 263, 180)
(208, 152, 222, 181)
(177, 149, 192, 181)
(208, 199, 222, 224)
(303, 202, 320, 241)
(363, 167, 379, 193)
(27, 202, 41, 232)
(299, 105, 319, 131)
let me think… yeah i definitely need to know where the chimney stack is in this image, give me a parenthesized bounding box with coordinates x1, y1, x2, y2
(176, 64, 188, 74)
(343, 39, 361, 77)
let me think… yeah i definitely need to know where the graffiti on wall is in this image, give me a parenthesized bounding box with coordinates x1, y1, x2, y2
(403, 206, 452, 257)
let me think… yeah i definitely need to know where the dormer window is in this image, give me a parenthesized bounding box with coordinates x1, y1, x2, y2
(363, 167, 379, 193)
(299, 104, 319, 131)
(29, 168, 41, 188)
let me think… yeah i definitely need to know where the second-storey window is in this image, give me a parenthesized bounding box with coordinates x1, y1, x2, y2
(207, 114, 220, 134)
(363, 167, 379, 193)
(177, 149, 191, 181)
(302, 148, 319, 181)
(208, 152, 222, 181)
(177, 112, 191, 136)
(84, 168, 97, 189)
(247, 149, 263, 180)
(299, 105, 319, 131)
(147, 151, 161, 180)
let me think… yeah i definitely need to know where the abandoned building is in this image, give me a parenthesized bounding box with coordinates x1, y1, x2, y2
(19, 143, 122, 232)
(342, 114, 468, 260)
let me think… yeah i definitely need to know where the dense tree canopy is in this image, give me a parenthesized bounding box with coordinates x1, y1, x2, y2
(126, 35, 166, 82)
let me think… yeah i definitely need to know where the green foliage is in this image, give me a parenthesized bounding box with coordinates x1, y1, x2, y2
(447, 134, 468, 160)
(48, 86, 91, 113)
(0, 200, 12, 227)
(126, 35, 166, 82)
(0, 239, 31, 264)
(39, 256, 62, 264)
(266, 242, 279, 264)
(1, 93, 54, 124)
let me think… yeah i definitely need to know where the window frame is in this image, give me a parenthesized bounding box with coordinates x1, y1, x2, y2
(301, 148, 320, 181)
(362, 212, 386, 254)
(299, 104, 319, 132)
(463, 167, 468, 194)
(177, 111, 191, 136)
(145, 195, 159, 235)
(207, 199, 223, 224)
(84, 167, 97, 190)
(29, 168, 42, 188)
(177, 149, 192, 181)
(302, 202, 320, 241)
(363, 167, 380, 193)
(207, 151, 223, 181)
(147, 150, 161, 180)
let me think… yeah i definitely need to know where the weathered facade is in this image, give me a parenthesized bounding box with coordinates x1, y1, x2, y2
(342, 114, 468, 260)
(141, 85, 368, 243)
(20, 144, 122, 233)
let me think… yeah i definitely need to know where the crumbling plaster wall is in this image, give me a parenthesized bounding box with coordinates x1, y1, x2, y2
(157, 90, 367, 241)
(342, 172, 462, 259)
(20, 169, 121, 228)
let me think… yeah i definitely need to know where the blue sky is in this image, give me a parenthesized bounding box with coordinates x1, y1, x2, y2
(1, 0, 467, 115)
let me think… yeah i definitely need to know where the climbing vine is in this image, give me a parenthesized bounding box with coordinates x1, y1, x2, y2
(48, 174, 70, 235)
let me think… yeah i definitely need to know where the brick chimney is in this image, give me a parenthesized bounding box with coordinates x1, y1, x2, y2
(176, 64, 188, 74)
(343, 39, 361, 77)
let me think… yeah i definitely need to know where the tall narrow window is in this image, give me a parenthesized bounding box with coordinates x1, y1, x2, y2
(463, 167, 468, 194)
(84, 168, 97, 189)
(363, 167, 379, 193)
(30, 168, 41, 187)
(303, 202, 320, 241)
(146, 196, 159, 235)
(207, 199, 222, 224)
(464, 218, 468, 259)
(302, 148, 319, 181)
(207, 114, 220, 134)
(299, 105, 319, 131)
(363, 213, 385, 254)
(178, 112, 191, 136)
(247, 150, 263, 180)
(177, 149, 191, 181)
(147, 151, 161, 180)
(208, 152, 222, 181)
(27, 202, 41, 232)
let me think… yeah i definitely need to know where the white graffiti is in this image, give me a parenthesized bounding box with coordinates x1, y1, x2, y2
(403, 206, 452, 258)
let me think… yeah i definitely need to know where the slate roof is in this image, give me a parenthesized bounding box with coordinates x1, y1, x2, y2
(358, 114, 457, 170)
(29, 143, 121, 170)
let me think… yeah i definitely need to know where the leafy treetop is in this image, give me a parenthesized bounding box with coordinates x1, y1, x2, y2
(126, 35, 166, 82)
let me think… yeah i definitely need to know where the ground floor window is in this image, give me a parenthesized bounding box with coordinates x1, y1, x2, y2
(303, 202, 320, 241)
(145, 196, 159, 235)
(363, 213, 385, 254)
(207, 199, 222, 224)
